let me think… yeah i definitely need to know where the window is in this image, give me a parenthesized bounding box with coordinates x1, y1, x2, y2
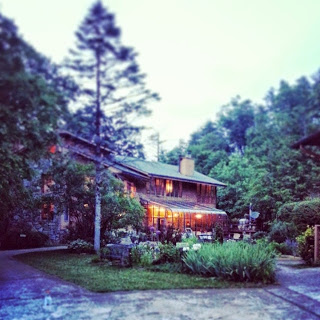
(41, 203, 54, 220)
(124, 180, 136, 198)
(42, 174, 54, 194)
(155, 178, 164, 196)
(166, 180, 173, 196)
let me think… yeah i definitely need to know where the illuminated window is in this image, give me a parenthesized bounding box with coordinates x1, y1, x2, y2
(130, 184, 136, 198)
(166, 180, 173, 195)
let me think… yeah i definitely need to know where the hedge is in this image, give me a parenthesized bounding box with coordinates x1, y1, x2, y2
(277, 199, 320, 233)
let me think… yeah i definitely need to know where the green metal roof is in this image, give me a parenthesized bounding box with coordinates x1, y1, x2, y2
(116, 156, 226, 187)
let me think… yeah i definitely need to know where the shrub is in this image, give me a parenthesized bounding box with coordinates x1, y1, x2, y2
(1, 228, 49, 249)
(277, 202, 296, 222)
(296, 226, 314, 265)
(181, 236, 198, 246)
(272, 241, 298, 256)
(160, 226, 182, 245)
(182, 242, 276, 283)
(268, 221, 298, 243)
(140, 251, 154, 267)
(68, 239, 94, 254)
(131, 242, 160, 266)
(104, 231, 122, 244)
(277, 199, 320, 233)
(154, 243, 181, 264)
(292, 200, 320, 233)
(252, 231, 267, 240)
(214, 223, 224, 243)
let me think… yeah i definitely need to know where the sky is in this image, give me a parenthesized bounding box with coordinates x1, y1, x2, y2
(2, 0, 320, 160)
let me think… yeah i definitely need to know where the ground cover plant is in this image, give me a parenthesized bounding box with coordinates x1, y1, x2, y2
(15, 250, 261, 292)
(182, 241, 276, 283)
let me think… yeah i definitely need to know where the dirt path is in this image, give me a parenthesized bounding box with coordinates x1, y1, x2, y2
(0, 248, 319, 320)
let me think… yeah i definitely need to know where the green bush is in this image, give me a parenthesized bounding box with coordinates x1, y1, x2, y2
(270, 239, 298, 256)
(277, 199, 320, 233)
(182, 242, 276, 283)
(68, 239, 94, 254)
(296, 226, 314, 265)
(277, 202, 296, 222)
(268, 221, 298, 243)
(140, 251, 154, 267)
(181, 237, 198, 246)
(156, 243, 181, 263)
(131, 243, 160, 266)
(252, 231, 267, 240)
(214, 223, 224, 243)
(292, 200, 320, 233)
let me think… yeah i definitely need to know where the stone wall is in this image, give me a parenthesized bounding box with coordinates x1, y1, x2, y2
(10, 209, 68, 244)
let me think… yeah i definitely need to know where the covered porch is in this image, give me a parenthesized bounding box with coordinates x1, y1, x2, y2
(144, 199, 227, 234)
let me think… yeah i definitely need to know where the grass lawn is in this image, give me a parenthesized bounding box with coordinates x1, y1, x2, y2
(15, 250, 261, 292)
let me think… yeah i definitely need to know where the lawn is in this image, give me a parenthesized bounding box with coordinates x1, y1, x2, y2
(15, 250, 260, 292)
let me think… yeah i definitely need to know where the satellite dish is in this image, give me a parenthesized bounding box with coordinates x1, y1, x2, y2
(250, 211, 260, 219)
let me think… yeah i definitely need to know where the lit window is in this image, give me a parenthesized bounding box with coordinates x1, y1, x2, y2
(166, 180, 173, 195)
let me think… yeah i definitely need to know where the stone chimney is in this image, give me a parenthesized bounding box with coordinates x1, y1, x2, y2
(179, 156, 195, 176)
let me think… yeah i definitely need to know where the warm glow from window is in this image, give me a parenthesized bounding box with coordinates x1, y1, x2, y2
(166, 180, 173, 194)
(196, 214, 202, 219)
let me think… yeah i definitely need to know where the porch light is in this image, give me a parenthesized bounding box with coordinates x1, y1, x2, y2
(196, 214, 202, 219)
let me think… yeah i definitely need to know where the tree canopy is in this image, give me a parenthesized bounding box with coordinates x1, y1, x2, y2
(161, 74, 320, 228)
(65, 1, 159, 157)
(0, 13, 72, 235)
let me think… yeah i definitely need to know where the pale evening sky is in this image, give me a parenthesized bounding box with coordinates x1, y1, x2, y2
(2, 0, 320, 160)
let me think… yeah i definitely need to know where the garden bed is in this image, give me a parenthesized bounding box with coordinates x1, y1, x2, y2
(14, 250, 262, 292)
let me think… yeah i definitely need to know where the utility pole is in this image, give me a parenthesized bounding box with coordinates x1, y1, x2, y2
(150, 132, 165, 162)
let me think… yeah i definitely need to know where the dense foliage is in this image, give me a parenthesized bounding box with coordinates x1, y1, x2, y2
(277, 199, 320, 233)
(0, 13, 73, 237)
(182, 242, 276, 283)
(162, 74, 320, 228)
(65, 1, 159, 157)
(45, 157, 145, 242)
(64, 1, 158, 251)
(296, 226, 315, 265)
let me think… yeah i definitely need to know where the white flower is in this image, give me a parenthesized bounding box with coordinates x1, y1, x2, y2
(192, 244, 201, 251)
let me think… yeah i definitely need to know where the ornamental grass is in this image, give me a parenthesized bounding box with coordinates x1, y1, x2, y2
(182, 241, 276, 283)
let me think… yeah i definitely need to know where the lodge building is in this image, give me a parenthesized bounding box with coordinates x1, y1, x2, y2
(40, 131, 227, 241)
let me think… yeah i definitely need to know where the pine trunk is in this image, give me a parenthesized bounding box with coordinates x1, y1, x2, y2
(94, 51, 102, 253)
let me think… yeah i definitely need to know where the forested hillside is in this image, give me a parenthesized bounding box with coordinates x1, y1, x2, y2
(161, 75, 320, 226)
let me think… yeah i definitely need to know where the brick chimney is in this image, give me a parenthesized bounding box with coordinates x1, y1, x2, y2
(179, 156, 195, 176)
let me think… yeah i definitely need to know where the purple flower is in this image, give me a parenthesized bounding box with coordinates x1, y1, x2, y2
(156, 230, 161, 235)
(150, 226, 155, 232)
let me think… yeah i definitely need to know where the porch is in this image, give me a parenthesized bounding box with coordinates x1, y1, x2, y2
(144, 199, 228, 234)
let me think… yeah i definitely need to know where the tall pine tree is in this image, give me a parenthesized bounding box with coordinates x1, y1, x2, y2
(66, 1, 158, 251)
